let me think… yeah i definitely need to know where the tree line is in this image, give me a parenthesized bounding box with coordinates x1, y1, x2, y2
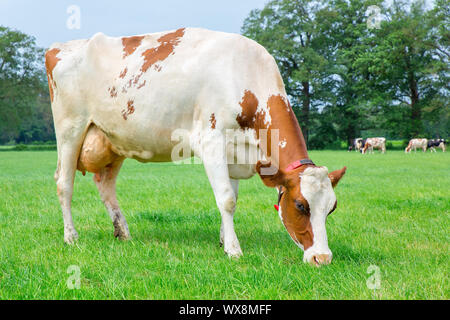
(0, 0, 448, 148)
(242, 0, 449, 148)
(0, 26, 54, 145)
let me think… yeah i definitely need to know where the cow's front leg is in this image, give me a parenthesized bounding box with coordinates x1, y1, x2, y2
(220, 179, 239, 248)
(200, 140, 242, 258)
(206, 166, 242, 258)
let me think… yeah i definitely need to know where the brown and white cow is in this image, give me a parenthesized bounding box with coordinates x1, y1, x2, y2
(405, 139, 428, 153)
(45, 28, 346, 266)
(362, 137, 386, 154)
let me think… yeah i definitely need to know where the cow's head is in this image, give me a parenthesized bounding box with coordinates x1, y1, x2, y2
(257, 162, 346, 266)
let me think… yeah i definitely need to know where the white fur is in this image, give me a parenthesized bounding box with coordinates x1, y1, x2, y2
(299, 167, 335, 263)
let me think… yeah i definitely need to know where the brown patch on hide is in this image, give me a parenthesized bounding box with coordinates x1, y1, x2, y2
(236, 90, 267, 137)
(266, 94, 309, 168)
(45, 48, 61, 102)
(210, 113, 216, 129)
(279, 176, 314, 251)
(137, 81, 146, 89)
(119, 68, 128, 79)
(140, 28, 185, 73)
(121, 100, 135, 120)
(122, 36, 145, 58)
(108, 86, 118, 98)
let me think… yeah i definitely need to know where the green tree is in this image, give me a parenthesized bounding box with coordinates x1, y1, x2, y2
(355, 0, 448, 138)
(0, 26, 53, 144)
(241, 0, 332, 145)
(321, 0, 384, 145)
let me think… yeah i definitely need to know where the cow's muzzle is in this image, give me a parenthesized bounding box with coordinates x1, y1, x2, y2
(308, 254, 332, 267)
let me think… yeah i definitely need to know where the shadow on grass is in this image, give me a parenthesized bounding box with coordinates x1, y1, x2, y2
(129, 210, 288, 252)
(134, 210, 216, 224)
(76, 209, 386, 266)
(332, 242, 387, 265)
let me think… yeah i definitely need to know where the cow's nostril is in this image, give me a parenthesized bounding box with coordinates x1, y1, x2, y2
(313, 256, 320, 265)
(310, 254, 332, 266)
(309, 255, 321, 267)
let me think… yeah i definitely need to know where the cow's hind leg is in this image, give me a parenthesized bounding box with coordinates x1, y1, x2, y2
(78, 125, 130, 240)
(93, 159, 131, 240)
(55, 125, 88, 244)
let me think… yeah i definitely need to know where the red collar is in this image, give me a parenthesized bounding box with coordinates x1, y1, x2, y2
(285, 159, 315, 172)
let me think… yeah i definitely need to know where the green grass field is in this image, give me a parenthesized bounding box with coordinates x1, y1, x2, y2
(0, 150, 448, 299)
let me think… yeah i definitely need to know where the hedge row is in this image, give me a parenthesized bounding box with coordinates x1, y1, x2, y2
(0, 144, 57, 151)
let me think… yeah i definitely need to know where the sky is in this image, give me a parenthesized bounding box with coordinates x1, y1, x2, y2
(0, 0, 269, 48)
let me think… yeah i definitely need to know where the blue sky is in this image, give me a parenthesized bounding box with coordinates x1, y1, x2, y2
(0, 0, 269, 48)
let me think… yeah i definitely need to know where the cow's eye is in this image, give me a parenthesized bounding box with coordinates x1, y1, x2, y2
(295, 201, 305, 212)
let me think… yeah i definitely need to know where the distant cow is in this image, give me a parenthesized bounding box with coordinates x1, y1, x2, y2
(405, 139, 428, 153)
(348, 140, 354, 151)
(362, 137, 386, 154)
(348, 138, 360, 152)
(427, 139, 446, 152)
(348, 138, 364, 152)
(354, 138, 365, 152)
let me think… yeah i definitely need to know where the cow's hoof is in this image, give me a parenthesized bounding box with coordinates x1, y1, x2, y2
(219, 225, 224, 247)
(114, 228, 131, 241)
(115, 233, 131, 241)
(225, 246, 243, 259)
(226, 250, 243, 259)
(113, 221, 131, 240)
(64, 230, 79, 245)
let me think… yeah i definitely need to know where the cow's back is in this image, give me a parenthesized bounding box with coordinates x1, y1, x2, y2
(47, 28, 284, 162)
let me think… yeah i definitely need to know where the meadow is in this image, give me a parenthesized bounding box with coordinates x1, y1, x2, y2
(0, 150, 448, 299)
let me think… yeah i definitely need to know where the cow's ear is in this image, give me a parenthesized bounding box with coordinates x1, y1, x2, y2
(256, 161, 286, 188)
(329, 167, 347, 188)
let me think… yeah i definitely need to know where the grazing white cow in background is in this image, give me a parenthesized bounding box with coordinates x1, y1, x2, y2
(362, 137, 386, 154)
(45, 28, 346, 266)
(405, 139, 428, 153)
